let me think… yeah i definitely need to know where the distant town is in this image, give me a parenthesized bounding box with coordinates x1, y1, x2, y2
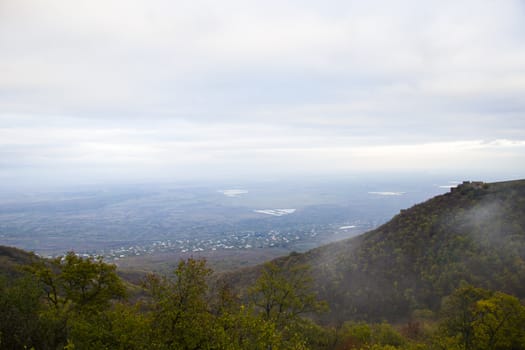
(46, 220, 376, 261)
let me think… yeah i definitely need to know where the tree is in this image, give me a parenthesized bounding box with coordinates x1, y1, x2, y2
(249, 262, 328, 348)
(59, 252, 126, 312)
(26, 252, 126, 349)
(144, 258, 215, 350)
(0, 275, 43, 349)
(437, 285, 525, 350)
(472, 292, 525, 350)
(438, 285, 490, 350)
(215, 303, 284, 350)
(250, 262, 327, 324)
(29, 252, 126, 312)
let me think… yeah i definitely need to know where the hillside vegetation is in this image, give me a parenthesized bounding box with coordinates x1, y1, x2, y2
(0, 245, 41, 278)
(226, 180, 525, 323)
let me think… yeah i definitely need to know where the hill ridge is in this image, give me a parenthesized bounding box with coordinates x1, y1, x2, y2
(224, 179, 525, 323)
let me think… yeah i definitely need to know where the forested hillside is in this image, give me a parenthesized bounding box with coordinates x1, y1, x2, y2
(226, 180, 525, 323)
(0, 245, 41, 278)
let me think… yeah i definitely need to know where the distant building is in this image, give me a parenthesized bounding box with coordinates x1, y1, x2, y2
(451, 181, 485, 192)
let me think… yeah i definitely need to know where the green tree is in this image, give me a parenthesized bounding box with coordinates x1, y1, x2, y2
(250, 262, 327, 324)
(27, 252, 126, 349)
(438, 285, 490, 350)
(216, 303, 284, 350)
(249, 262, 328, 348)
(437, 285, 525, 350)
(29, 252, 126, 313)
(371, 322, 406, 347)
(0, 275, 43, 349)
(59, 253, 126, 312)
(472, 292, 525, 350)
(144, 258, 215, 349)
(106, 302, 152, 350)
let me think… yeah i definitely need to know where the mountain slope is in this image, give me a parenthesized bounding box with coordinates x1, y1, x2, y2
(225, 179, 525, 323)
(0, 245, 41, 278)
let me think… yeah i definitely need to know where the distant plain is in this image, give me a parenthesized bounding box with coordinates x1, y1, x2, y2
(0, 176, 463, 271)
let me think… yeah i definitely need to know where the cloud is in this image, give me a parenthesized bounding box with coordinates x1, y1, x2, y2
(0, 0, 524, 185)
(1, 114, 523, 178)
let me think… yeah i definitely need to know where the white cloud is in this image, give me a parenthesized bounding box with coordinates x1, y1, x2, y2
(0, 0, 524, 185)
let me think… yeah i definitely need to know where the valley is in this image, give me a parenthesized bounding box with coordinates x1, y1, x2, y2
(0, 177, 452, 269)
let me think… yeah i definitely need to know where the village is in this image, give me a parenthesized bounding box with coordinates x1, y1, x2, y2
(76, 220, 373, 262)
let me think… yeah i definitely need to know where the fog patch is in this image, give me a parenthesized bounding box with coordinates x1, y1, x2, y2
(458, 200, 505, 245)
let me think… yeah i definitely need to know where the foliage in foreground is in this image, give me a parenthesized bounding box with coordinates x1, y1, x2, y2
(1, 254, 524, 350)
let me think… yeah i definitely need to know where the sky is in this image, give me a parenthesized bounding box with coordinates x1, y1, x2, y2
(1, 0, 525, 187)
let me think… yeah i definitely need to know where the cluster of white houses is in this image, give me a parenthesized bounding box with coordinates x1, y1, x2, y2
(100, 229, 316, 261)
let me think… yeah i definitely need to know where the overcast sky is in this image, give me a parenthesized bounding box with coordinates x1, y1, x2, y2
(1, 0, 524, 187)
